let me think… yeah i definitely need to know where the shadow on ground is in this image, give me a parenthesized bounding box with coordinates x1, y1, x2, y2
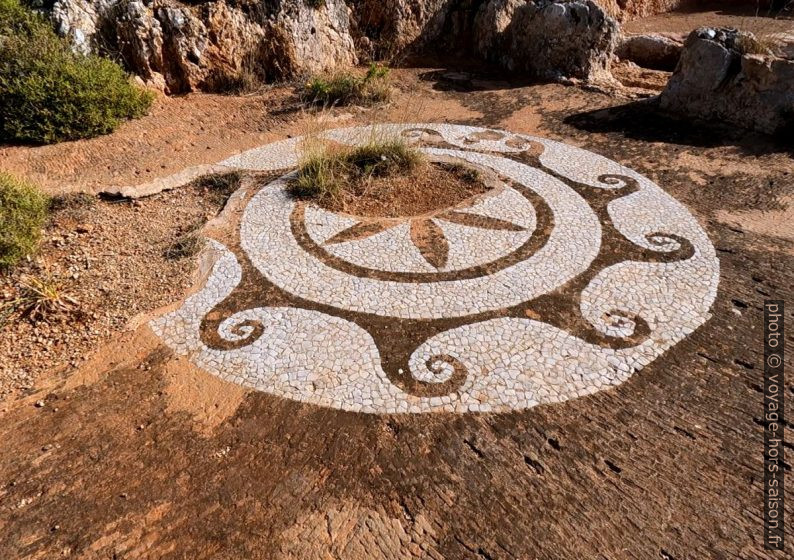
(564, 98, 794, 157)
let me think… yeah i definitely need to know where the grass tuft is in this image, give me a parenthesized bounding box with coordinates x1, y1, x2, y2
(164, 233, 205, 261)
(190, 171, 243, 206)
(0, 273, 78, 326)
(288, 134, 423, 201)
(0, 171, 49, 268)
(164, 218, 208, 261)
(302, 63, 391, 106)
(50, 192, 97, 212)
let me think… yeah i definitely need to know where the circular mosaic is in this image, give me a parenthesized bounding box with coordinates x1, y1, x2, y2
(151, 124, 720, 414)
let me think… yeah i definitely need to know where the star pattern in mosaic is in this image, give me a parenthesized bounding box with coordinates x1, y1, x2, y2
(151, 124, 720, 414)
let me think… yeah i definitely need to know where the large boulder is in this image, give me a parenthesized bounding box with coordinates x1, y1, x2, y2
(660, 27, 794, 135)
(475, 0, 620, 82)
(50, 0, 357, 93)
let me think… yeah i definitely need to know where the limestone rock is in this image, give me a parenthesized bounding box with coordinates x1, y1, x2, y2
(49, 0, 621, 90)
(50, 0, 357, 93)
(660, 27, 794, 135)
(276, 0, 358, 74)
(598, 0, 688, 21)
(475, 0, 620, 82)
(51, 0, 116, 55)
(350, 0, 450, 59)
(115, 1, 165, 88)
(616, 33, 684, 71)
(473, 0, 523, 56)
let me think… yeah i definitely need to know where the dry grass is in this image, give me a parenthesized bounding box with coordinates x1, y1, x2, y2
(287, 126, 490, 218)
(164, 219, 207, 261)
(288, 132, 423, 203)
(318, 161, 487, 218)
(732, 1, 794, 53)
(0, 273, 78, 327)
(203, 53, 268, 95)
(189, 171, 242, 206)
(302, 63, 391, 107)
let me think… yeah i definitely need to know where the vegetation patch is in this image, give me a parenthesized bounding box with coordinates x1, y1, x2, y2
(288, 136, 488, 217)
(302, 63, 391, 106)
(0, 0, 153, 144)
(203, 52, 268, 95)
(0, 273, 79, 327)
(0, 171, 50, 268)
(164, 232, 205, 261)
(164, 217, 209, 261)
(190, 171, 243, 206)
(50, 192, 97, 213)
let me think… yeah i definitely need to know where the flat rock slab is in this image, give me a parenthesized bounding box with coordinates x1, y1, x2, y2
(0, 124, 791, 558)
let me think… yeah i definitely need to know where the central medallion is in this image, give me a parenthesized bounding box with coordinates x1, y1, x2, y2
(242, 147, 601, 320)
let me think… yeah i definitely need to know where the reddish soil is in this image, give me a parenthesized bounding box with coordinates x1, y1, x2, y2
(0, 182, 235, 402)
(624, 2, 794, 35)
(307, 159, 490, 218)
(1, 43, 793, 560)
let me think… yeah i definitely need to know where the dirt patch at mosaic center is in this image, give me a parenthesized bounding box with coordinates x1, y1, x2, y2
(304, 159, 490, 219)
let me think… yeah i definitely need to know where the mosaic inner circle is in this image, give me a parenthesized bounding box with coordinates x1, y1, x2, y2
(151, 123, 720, 415)
(244, 149, 600, 319)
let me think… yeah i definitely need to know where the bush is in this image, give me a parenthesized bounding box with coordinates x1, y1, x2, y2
(0, 172, 49, 268)
(0, 0, 153, 144)
(302, 63, 391, 106)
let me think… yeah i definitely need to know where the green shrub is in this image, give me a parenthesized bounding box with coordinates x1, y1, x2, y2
(0, 172, 50, 268)
(302, 63, 391, 106)
(0, 0, 153, 144)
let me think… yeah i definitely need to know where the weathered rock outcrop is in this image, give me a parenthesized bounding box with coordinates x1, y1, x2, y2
(599, 0, 689, 21)
(348, 0, 450, 60)
(660, 27, 794, 135)
(49, 0, 622, 90)
(51, 0, 357, 93)
(474, 0, 620, 82)
(51, 0, 115, 55)
(616, 33, 684, 71)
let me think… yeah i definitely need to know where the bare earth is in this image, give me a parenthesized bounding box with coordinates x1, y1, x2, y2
(1, 39, 793, 560)
(623, 2, 794, 35)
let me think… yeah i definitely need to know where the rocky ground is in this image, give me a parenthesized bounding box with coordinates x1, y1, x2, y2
(1, 4, 793, 559)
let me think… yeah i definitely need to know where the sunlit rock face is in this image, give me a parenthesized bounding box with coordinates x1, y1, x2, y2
(661, 27, 794, 135)
(474, 0, 620, 82)
(50, 0, 358, 93)
(47, 0, 625, 89)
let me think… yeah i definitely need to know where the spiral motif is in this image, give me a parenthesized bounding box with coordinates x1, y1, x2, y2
(150, 124, 720, 414)
(218, 316, 265, 344)
(389, 354, 469, 398)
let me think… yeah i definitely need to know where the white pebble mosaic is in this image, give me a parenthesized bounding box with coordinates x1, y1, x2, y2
(150, 124, 720, 414)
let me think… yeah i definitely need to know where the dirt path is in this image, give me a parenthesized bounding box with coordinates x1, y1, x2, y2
(1, 67, 793, 559)
(624, 2, 794, 35)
